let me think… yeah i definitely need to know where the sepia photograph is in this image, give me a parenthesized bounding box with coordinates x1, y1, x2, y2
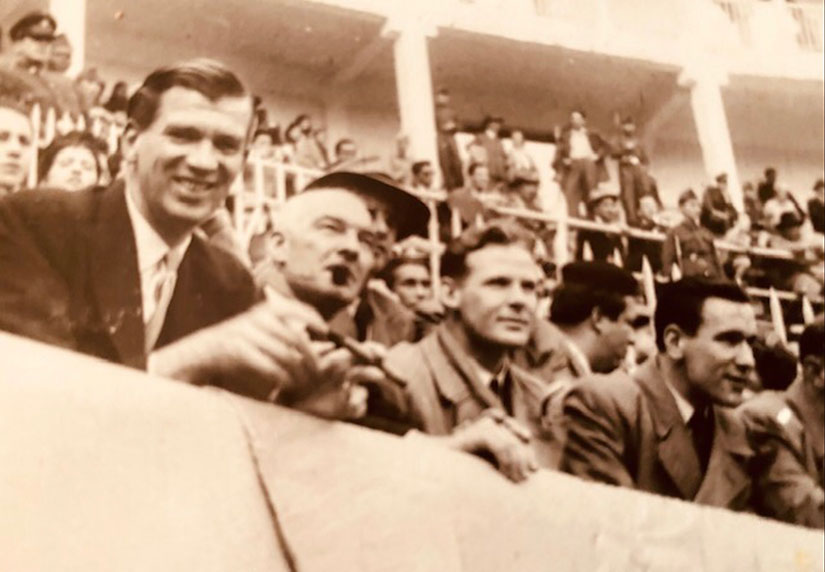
(0, 0, 823, 570)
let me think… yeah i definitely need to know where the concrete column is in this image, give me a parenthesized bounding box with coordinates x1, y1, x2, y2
(50, 0, 86, 77)
(679, 67, 743, 211)
(383, 18, 439, 167)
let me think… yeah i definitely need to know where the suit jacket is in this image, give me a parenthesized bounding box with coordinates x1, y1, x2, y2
(661, 217, 722, 279)
(0, 183, 258, 370)
(328, 285, 416, 347)
(738, 381, 825, 528)
(700, 185, 738, 236)
(561, 357, 756, 511)
(384, 324, 557, 468)
(552, 127, 609, 182)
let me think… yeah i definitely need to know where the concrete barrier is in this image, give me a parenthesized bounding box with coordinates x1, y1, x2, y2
(0, 332, 821, 571)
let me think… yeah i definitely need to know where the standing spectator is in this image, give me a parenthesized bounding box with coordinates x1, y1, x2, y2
(434, 88, 458, 133)
(612, 117, 652, 227)
(663, 189, 722, 279)
(764, 182, 805, 229)
(700, 173, 738, 237)
(38, 132, 103, 192)
(436, 101, 464, 191)
(2, 12, 55, 74)
(289, 114, 328, 170)
(561, 278, 759, 511)
(626, 195, 665, 273)
(387, 134, 412, 185)
(410, 160, 435, 192)
(48, 33, 72, 73)
(758, 167, 778, 204)
(742, 182, 766, 231)
(552, 110, 608, 218)
(468, 115, 508, 188)
(506, 129, 539, 184)
(328, 138, 366, 172)
(0, 100, 34, 196)
(808, 178, 825, 234)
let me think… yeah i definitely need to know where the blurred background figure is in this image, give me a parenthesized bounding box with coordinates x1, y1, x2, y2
(0, 100, 34, 196)
(38, 131, 104, 192)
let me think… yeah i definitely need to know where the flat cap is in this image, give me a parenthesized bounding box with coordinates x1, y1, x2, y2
(587, 183, 619, 206)
(304, 171, 430, 239)
(10, 11, 56, 41)
(561, 261, 638, 296)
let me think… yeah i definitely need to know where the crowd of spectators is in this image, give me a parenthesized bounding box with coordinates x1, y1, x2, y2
(0, 10, 823, 537)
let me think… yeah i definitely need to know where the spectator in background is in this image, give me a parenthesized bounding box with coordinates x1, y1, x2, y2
(250, 127, 278, 161)
(468, 115, 508, 188)
(380, 256, 432, 311)
(576, 184, 624, 263)
(388, 134, 412, 185)
(435, 97, 464, 192)
(700, 173, 738, 237)
(434, 88, 457, 133)
(447, 162, 490, 227)
(808, 178, 824, 234)
(410, 160, 435, 192)
(743, 182, 765, 231)
(328, 138, 365, 172)
(764, 182, 805, 230)
(626, 194, 665, 273)
(506, 129, 538, 185)
(290, 113, 328, 170)
(38, 131, 103, 192)
(553, 110, 608, 218)
(0, 100, 34, 196)
(758, 167, 778, 204)
(741, 317, 824, 529)
(75, 68, 106, 111)
(767, 212, 824, 299)
(48, 33, 71, 74)
(613, 117, 652, 227)
(2, 11, 55, 74)
(662, 189, 722, 279)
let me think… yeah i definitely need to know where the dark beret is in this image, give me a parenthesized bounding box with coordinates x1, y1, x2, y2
(304, 171, 430, 239)
(678, 188, 698, 205)
(561, 261, 638, 296)
(10, 11, 56, 41)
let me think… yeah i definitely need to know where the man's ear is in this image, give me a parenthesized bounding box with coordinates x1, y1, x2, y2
(589, 306, 604, 333)
(802, 357, 825, 391)
(267, 230, 287, 266)
(440, 276, 460, 310)
(121, 122, 140, 167)
(663, 324, 685, 360)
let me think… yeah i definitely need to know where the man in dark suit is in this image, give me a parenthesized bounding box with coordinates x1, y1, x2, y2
(740, 317, 824, 528)
(700, 173, 739, 237)
(662, 189, 722, 279)
(561, 278, 759, 512)
(552, 110, 609, 218)
(0, 59, 339, 405)
(382, 221, 553, 481)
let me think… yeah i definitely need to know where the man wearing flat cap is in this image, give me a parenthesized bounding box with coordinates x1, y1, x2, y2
(662, 188, 722, 279)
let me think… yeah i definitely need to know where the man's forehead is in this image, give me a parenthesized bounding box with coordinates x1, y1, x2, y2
(0, 108, 32, 133)
(152, 87, 252, 129)
(465, 244, 540, 277)
(699, 297, 757, 333)
(295, 188, 372, 223)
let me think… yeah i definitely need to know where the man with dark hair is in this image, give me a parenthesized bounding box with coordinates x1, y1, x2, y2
(0, 59, 350, 410)
(410, 160, 435, 192)
(808, 178, 824, 234)
(700, 173, 739, 237)
(552, 110, 609, 218)
(380, 257, 432, 311)
(0, 100, 33, 196)
(447, 162, 490, 227)
(740, 317, 824, 528)
(561, 277, 758, 510)
(758, 167, 778, 204)
(612, 117, 653, 227)
(662, 188, 722, 278)
(381, 220, 553, 481)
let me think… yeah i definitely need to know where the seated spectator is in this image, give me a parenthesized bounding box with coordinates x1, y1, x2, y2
(767, 212, 824, 299)
(740, 317, 824, 529)
(382, 220, 552, 481)
(447, 162, 491, 227)
(757, 167, 778, 204)
(700, 173, 738, 237)
(626, 194, 665, 273)
(38, 131, 104, 192)
(506, 129, 539, 185)
(807, 178, 824, 234)
(576, 184, 624, 263)
(468, 115, 508, 188)
(0, 99, 34, 196)
(410, 160, 435, 192)
(561, 278, 759, 511)
(327, 138, 376, 172)
(764, 182, 805, 230)
(743, 182, 766, 231)
(663, 189, 722, 279)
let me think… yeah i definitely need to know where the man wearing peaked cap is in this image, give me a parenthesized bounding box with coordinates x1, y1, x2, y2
(662, 188, 722, 279)
(6, 11, 56, 71)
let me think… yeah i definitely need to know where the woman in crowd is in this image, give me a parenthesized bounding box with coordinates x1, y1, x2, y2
(38, 131, 104, 192)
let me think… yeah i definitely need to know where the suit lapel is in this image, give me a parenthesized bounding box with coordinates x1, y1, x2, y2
(695, 407, 753, 507)
(88, 182, 146, 369)
(635, 359, 703, 500)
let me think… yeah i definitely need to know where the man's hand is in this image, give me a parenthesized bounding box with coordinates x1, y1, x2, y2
(444, 410, 538, 483)
(148, 292, 329, 402)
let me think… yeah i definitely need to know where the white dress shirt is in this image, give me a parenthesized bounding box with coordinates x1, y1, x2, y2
(664, 379, 695, 425)
(569, 129, 596, 160)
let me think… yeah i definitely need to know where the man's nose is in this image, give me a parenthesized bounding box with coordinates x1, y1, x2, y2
(337, 230, 361, 261)
(734, 342, 755, 372)
(186, 140, 219, 172)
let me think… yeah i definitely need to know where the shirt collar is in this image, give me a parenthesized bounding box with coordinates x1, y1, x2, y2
(125, 186, 191, 273)
(663, 379, 695, 424)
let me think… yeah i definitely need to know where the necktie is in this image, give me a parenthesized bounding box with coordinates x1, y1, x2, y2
(689, 405, 715, 473)
(490, 371, 513, 416)
(144, 254, 175, 353)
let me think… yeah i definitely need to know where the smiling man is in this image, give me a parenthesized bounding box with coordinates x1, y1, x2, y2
(561, 277, 759, 511)
(381, 220, 554, 482)
(0, 59, 355, 408)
